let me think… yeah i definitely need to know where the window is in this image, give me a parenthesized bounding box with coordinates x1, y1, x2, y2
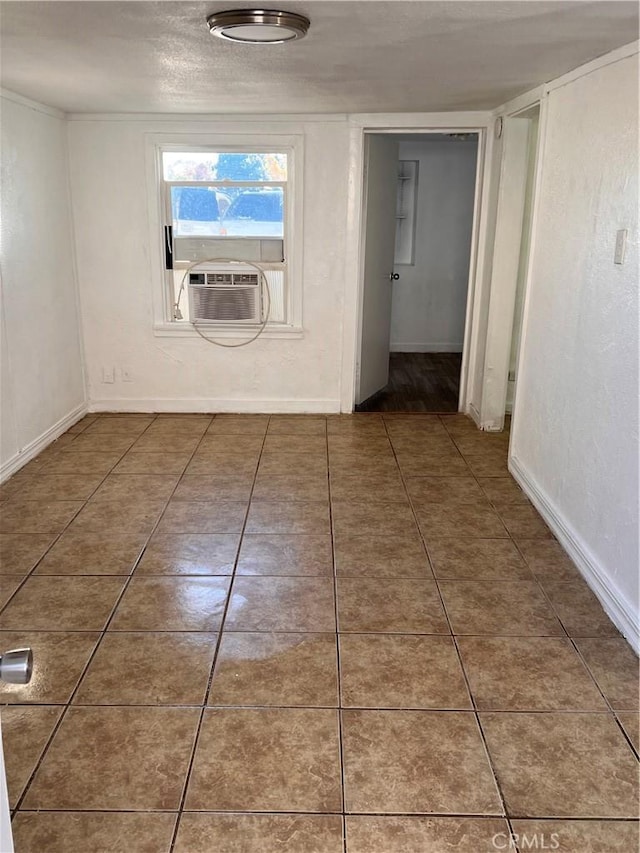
(150, 140, 302, 335)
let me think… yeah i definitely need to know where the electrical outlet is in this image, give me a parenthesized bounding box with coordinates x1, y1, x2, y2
(101, 367, 115, 384)
(121, 368, 133, 383)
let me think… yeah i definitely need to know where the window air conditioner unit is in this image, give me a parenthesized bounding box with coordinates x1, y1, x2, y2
(188, 269, 262, 324)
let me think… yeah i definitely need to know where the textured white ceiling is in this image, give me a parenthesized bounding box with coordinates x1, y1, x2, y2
(1, 1, 637, 114)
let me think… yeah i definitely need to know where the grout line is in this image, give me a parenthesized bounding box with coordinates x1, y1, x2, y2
(167, 416, 270, 853)
(326, 421, 349, 853)
(10, 413, 216, 816)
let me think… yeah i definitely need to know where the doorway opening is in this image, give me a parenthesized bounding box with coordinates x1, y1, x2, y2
(355, 132, 480, 413)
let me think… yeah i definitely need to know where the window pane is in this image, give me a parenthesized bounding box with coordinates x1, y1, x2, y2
(163, 152, 287, 182)
(171, 186, 221, 236)
(220, 187, 284, 238)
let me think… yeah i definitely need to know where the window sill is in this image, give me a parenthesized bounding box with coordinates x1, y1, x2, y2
(153, 322, 304, 340)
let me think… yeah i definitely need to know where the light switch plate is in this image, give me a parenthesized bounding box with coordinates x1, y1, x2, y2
(614, 229, 627, 265)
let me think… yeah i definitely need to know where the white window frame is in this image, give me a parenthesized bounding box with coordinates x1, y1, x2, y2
(145, 132, 304, 338)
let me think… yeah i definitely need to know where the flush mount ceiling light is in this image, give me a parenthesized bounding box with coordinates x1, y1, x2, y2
(207, 9, 310, 43)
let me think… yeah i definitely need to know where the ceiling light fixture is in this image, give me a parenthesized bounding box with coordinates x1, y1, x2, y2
(207, 9, 310, 43)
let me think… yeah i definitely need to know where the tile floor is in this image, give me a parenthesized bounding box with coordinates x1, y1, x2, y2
(0, 412, 638, 853)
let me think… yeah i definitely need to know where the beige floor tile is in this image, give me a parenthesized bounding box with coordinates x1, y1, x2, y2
(92, 473, 179, 502)
(497, 504, 553, 539)
(263, 434, 327, 454)
(136, 533, 239, 575)
(1, 705, 63, 807)
(85, 416, 154, 436)
(0, 499, 84, 534)
(3, 474, 105, 502)
(43, 451, 123, 475)
(0, 576, 23, 608)
(175, 813, 343, 853)
(237, 534, 333, 576)
(11, 812, 177, 853)
(478, 476, 529, 506)
(74, 632, 217, 704)
(510, 819, 640, 852)
(227, 577, 336, 632)
(131, 434, 201, 454)
(63, 434, 137, 454)
(416, 504, 509, 539)
(340, 634, 471, 709)
(328, 435, 393, 455)
(258, 454, 328, 478)
(246, 501, 330, 535)
(440, 414, 484, 436)
(252, 473, 329, 502)
(386, 414, 448, 434)
(405, 476, 486, 505)
(388, 435, 458, 456)
(395, 451, 469, 477)
(109, 576, 230, 631)
(185, 708, 342, 811)
(0, 534, 56, 575)
(186, 454, 259, 477)
(34, 531, 147, 575)
(334, 534, 432, 578)
(113, 451, 191, 475)
(463, 453, 509, 477)
(268, 416, 327, 435)
(327, 414, 386, 436)
(329, 453, 399, 475)
(23, 706, 200, 810)
(69, 498, 166, 534)
(332, 501, 417, 537)
(173, 473, 254, 502)
(616, 712, 640, 752)
(458, 636, 608, 710)
(0, 576, 125, 630)
(210, 632, 338, 707)
(207, 414, 270, 434)
(544, 581, 621, 637)
(515, 539, 581, 582)
(337, 578, 448, 634)
(480, 712, 639, 817)
(346, 816, 511, 853)
(426, 537, 530, 580)
(574, 638, 639, 709)
(157, 500, 247, 534)
(453, 434, 509, 454)
(199, 434, 265, 454)
(0, 631, 99, 704)
(342, 710, 502, 814)
(329, 472, 408, 503)
(440, 580, 564, 636)
(147, 416, 211, 435)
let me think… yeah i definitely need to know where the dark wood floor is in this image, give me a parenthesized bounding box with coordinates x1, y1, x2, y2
(356, 352, 462, 413)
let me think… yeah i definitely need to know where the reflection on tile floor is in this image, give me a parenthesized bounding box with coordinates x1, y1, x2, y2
(0, 412, 638, 852)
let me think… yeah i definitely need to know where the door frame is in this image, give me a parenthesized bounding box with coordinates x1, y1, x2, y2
(340, 112, 494, 414)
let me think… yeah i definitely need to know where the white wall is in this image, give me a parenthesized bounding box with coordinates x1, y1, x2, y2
(390, 137, 477, 352)
(0, 93, 86, 477)
(506, 111, 539, 411)
(67, 117, 350, 412)
(510, 50, 639, 649)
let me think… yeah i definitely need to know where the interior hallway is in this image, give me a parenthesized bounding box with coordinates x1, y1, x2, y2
(356, 353, 463, 413)
(0, 413, 638, 852)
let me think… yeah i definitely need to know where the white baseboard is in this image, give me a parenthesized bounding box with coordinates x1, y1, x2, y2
(509, 454, 639, 654)
(389, 343, 464, 353)
(88, 398, 342, 414)
(0, 402, 88, 483)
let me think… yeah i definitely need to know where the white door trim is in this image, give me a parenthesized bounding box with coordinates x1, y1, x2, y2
(339, 112, 493, 413)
